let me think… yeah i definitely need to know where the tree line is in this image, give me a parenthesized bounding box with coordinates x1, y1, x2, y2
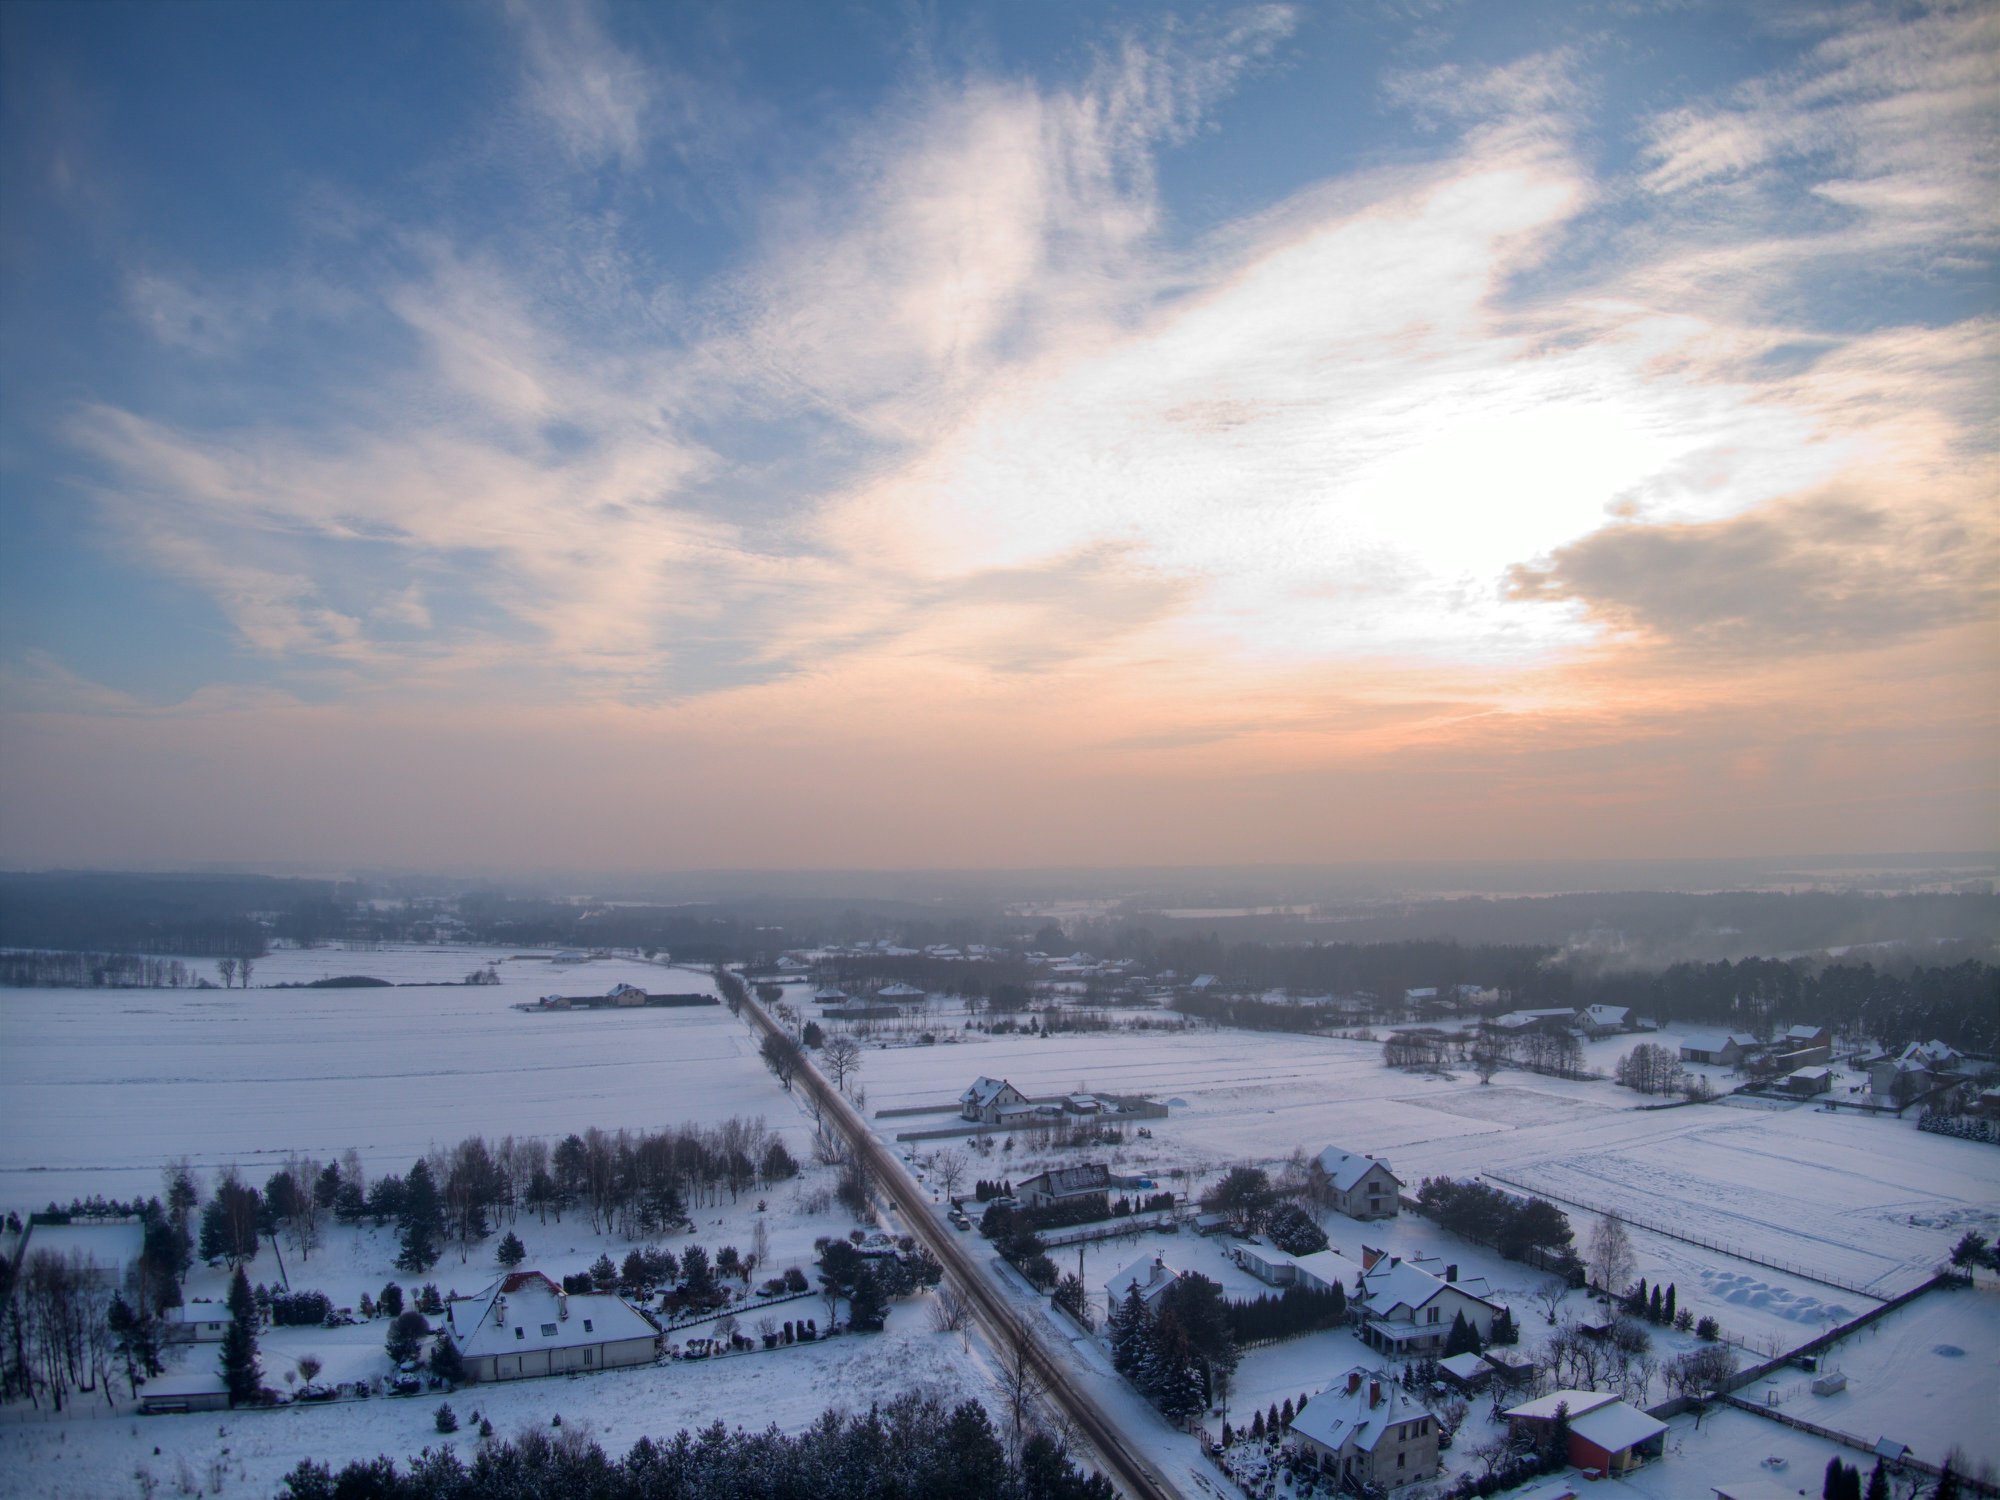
(274, 1392, 1116, 1500)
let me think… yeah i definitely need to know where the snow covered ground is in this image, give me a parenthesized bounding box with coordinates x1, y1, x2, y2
(0, 952, 798, 1204)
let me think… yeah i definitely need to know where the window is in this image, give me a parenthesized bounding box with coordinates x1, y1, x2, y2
(1397, 1453, 1406, 1469)
(583, 1348, 594, 1366)
(541, 1322, 558, 1337)
(515, 1327, 524, 1340)
(1427, 1307, 1440, 1323)
(583, 1319, 593, 1333)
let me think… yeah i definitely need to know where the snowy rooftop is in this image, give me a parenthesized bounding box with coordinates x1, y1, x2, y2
(1290, 1368, 1421, 1456)
(1104, 1255, 1179, 1305)
(1314, 1147, 1396, 1192)
(446, 1271, 655, 1359)
(1504, 1389, 1620, 1423)
(1569, 1400, 1667, 1454)
(19, 1219, 146, 1276)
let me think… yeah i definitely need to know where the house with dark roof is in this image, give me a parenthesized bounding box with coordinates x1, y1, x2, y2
(444, 1271, 658, 1383)
(1016, 1163, 1112, 1209)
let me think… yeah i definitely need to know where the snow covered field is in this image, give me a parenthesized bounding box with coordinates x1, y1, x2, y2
(860, 1024, 1997, 1303)
(0, 951, 797, 1204)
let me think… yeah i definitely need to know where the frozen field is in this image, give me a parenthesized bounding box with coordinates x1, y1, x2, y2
(861, 1025, 1998, 1301)
(0, 950, 799, 1204)
(1739, 1283, 2000, 1473)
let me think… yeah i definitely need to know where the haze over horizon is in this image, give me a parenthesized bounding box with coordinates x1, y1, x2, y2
(2, 0, 1995, 872)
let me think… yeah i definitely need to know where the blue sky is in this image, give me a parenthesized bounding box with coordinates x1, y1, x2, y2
(1, 0, 1994, 870)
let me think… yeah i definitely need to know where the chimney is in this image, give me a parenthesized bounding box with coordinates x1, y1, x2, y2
(1446, 1264, 1458, 1283)
(1369, 1381, 1381, 1408)
(1347, 1371, 1361, 1395)
(495, 1297, 506, 1327)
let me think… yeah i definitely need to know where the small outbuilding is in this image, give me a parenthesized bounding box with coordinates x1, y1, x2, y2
(139, 1369, 231, 1414)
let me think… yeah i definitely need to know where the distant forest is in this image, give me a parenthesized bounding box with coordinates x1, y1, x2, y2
(1, 870, 1993, 1051)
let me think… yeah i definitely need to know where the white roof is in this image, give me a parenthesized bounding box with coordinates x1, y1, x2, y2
(1569, 1401, 1667, 1454)
(1289, 1248, 1365, 1290)
(961, 1076, 1017, 1107)
(1504, 1389, 1620, 1423)
(168, 1304, 232, 1324)
(1290, 1367, 1422, 1456)
(1683, 1031, 1757, 1051)
(1787, 1065, 1832, 1081)
(446, 1272, 655, 1360)
(144, 1369, 230, 1398)
(1584, 1005, 1630, 1023)
(1104, 1256, 1179, 1305)
(1315, 1148, 1397, 1193)
(1783, 1024, 1825, 1041)
(1360, 1256, 1494, 1315)
(1438, 1352, 1489, 1381)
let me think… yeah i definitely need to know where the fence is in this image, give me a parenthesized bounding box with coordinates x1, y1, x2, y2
(1477, 1173, 1888, 1299)
(1718, 1394, 1998, 1496)
(1038, 1213, 1176, 1248)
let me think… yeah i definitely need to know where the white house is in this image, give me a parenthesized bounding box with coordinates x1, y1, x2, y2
(1287, 1367, 1439, 1489)
(1290, 1247, 1366, 1295)
(1313, 1148, 1401, 1220)
(164, 1304, 232, 1343)
(960, 1076, 1030, 1124)
(1353, 1253, 1503, 1355)
(444, 1271, 658, 1383)
(1103, 1255, 1179, 1320)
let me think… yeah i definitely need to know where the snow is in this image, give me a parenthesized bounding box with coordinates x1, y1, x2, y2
(0, 954, 802, 1204)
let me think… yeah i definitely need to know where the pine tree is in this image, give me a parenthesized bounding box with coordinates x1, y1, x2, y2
(1444, 1309, 1483, 1356)
(1663, 1284, 1676, 1324)
(1827, 1456, 1848, 1500)
(1280, 1397, 1293, 1427)
(1864, 1462, 1890, 1500)
(218, 1266, 260, 1406)
(1109, 1285, 1147, 1376)
(1649, 1285, 1664, 1324)
(848, 1265, 888, 1331)
(1627, 1277, 1648, 1317)
(395, 1160, 444, 1273)
(1250, 1409, 1265, 1440)
(1933, 1460, 1960, 1500)
(1490, 1304, 1518, 1345)
(496, 1231, 526, 1269)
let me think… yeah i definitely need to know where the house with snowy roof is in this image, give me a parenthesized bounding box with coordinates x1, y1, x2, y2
(1102, 1255, 1179, 1320)
(12, 1218, 147, 1291)
(1312, 1148, 1401, 1220)
(1353, 1251, 1502, 1355)
(960, 1076, 1029, 1123)
(1580, 1004, 1634, 1037)
(1287, 1367, 1439, 1488)
(1503, 1390, 1666, 1475)
(1680, 1032, 1760, 1066)
(444, 1271, 659, 1383)
(875, 982, 928, 1004)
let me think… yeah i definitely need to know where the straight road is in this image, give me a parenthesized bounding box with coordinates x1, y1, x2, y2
(734, 983, 1190, 1500)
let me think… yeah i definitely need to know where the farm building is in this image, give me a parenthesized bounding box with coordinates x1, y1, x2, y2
(1680, 1032, 1759, 1065)
(1286, 1367, 1439, 1489)
(1312, 1147, 1401, 1220)
(444, 1271, 659, 1383)
(1782, 1065, 1833, 1097)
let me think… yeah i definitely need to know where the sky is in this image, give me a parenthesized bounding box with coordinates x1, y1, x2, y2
(0, 0, 1994, 873)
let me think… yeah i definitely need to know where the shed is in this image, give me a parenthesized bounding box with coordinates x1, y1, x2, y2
(1437, 1351, 1492, 1391)
(139, 1369, 231, 1414)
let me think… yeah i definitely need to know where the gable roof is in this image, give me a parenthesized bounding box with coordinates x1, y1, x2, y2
(1503, 1389, 1621, 1423)
(445, 1271, 655, 1360)
(1020, 1164, 1110, 1198)
(1315, 1148, 1398, 1193)
(960, 1076, 1019, 1108)
(1569, 1401, 1667, 1455)
(1104, 1255, 1179, 1305)
(1290, 1367, 1424, 1456)
(1358, 1255, 1495, 1315)
(1683, 1031, 1758, 1052)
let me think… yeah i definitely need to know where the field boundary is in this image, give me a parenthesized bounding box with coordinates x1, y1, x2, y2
(1480, 1172, 1888, 1299)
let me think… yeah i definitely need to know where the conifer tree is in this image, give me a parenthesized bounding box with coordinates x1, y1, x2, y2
(1663, 1284, 1676, 1324)
(1649, 1284, 1664, 1323)
(395, 1160, 444, 1273)
(219, 1266, 261, 1406)
(1864, 1461, 1890, 1500)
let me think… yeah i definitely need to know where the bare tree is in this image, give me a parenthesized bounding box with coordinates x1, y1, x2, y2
(997, 1324, 1045, 1459)
(1531, 1276, 1570, 1325)
(1587, 1212, 1635, 1296)
(238, 957, 255, 989)
(217, 957, 237, 989)
(931, 1150, 968, 1202)
(822, 1036, 863, 1094)
(283, 1153, 323, 1264)
(929, 1281, 973, 1346)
